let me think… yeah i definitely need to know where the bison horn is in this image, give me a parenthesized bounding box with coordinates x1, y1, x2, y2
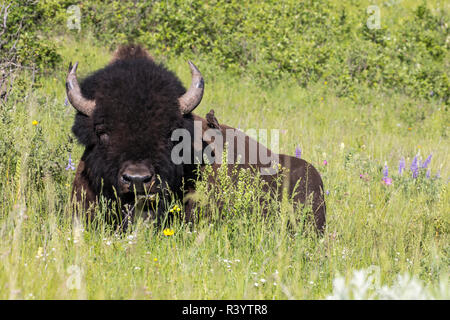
(178, 61, 204, 114)
(66, 62, 96, 117)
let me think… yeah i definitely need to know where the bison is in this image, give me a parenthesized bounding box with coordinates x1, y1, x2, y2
(67, 45, 326, 232)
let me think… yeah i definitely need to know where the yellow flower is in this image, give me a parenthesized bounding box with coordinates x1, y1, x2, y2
(154, 258, 158, 262)
(324, 81, 327, 85)
(32, 120, 38, 126)
(408, 127, 412, 131)
(163, 228, 174, 236)
(170, 204, 181, 213)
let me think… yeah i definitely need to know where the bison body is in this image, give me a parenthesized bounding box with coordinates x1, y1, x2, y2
(68, 45, 325, 232)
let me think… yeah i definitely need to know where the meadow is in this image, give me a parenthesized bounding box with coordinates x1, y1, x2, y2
(0, 0, 448, 299)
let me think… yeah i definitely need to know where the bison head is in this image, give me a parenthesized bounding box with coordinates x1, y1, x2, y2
(67, 45, 203, 221)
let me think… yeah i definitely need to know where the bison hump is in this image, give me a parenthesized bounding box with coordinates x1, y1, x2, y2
(110, 44, 153, 63)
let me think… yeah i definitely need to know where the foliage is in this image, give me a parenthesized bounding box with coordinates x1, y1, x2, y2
(78, 0, 448, 102)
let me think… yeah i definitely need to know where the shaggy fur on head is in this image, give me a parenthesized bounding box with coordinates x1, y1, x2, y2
(110, 44, 154, 63)
(72, 45, 186, 202)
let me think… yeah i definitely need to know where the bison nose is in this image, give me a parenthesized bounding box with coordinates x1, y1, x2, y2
(120, 164, 154, 194)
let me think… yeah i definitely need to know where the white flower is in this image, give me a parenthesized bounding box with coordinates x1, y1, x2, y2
(326, 267, 445, 300)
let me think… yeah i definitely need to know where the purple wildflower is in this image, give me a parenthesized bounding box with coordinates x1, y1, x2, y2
(410, 155, 419, 178)
(398, 158, 405, 175)
(323, 160, 328, 166)
(421, 154, 432, 169)
(295, 145, 302, 159)
(65, 153, 75, 171)
(383, 163, 389, 178)
(326, 190, 330, 195)
(426, 169, 431, 179)
(435, 170, 441, 179)
(382, 163, 392, 185)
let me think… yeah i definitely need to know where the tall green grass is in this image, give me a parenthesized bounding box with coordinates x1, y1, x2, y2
(0, 36, 448, 299)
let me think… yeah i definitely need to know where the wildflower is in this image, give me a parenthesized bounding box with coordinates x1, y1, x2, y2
(326, 190, 330, 195)
(421, 154, 432, 169)
(32, 120, 38, 126)
(295, 145, 302, 159)
(260, 278, 266, 284)
(154, 258, 158, 262)
(163, 228, 174, 236)
(398, 158, 405, 175)
(324, 81, 328, 85)
(254, 283, 259, 287)
(323, 160, 328, 166)
(383, 163, 389, 178)
(410, 156, 419, 178)
(426, 169, 430, 179)
(382, 164, 392, 185)
(65, 153, 76, 171)
(340, 142, 345, 151)
(170, 204, 181, 214)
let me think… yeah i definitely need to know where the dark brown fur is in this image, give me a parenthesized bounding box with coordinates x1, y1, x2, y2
(71, 45, 325, 232)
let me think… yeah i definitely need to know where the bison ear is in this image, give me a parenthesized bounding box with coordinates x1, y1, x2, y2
(178, 61, 204, 115)
(206, 109, 220, 129)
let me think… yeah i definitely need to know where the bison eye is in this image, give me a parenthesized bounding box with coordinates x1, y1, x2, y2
(98, 133, 109, 145)
(95, 124, 109, 145)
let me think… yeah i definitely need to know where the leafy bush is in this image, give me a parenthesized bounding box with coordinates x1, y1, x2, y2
(0, 0, 62, 100)
(75, 0, 448, 102)
(2, 1, 448, 102)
